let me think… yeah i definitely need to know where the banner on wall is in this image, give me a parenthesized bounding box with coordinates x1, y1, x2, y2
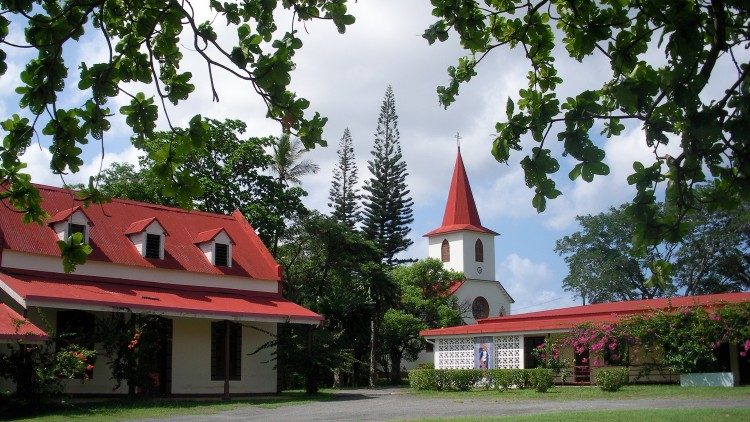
(474, 336, 494, 369)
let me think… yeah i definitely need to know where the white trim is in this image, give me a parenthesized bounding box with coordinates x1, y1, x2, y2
(27, 300, 321, 325)
(1, 251, 278, 293)
(423, 329, 569, 340)
(0, 278, 27, 308)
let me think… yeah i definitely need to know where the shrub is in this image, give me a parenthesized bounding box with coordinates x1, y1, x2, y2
(489, 369, 511, 391)
(596, 367, 629, 392)
(446, 369, 482, 391)
(528, 368, 554, 392)
(507, 368, 529, 389)
(408, 368, 438, 390)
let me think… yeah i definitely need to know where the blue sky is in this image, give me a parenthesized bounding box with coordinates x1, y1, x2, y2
(4, 1, 740, 312)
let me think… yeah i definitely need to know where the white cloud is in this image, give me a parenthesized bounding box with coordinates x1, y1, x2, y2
(543, 126, 681, 230)
(498, 253, 578, 312)
(20, 145, 142, 187)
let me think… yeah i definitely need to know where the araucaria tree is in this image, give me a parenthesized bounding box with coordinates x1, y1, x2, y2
(328, 128, 361, 228)
(362, 86, 414, 265)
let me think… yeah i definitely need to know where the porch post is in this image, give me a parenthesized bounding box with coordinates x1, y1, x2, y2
(223, 320, 230, 401)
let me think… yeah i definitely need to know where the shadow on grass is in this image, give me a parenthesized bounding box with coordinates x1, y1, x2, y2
(4, 391, 335, 421)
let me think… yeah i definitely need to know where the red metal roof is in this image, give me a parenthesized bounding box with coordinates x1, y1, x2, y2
(0, 272, 322, 323)
(0, 184, 279, 280)
(424, 150, 497, 237)
(48, 205, 93, 225)
(448, 280, 464, 295)
(194, 228, 234, 244)
(421, 292, 750, 337)
(0, 303, 48, 342)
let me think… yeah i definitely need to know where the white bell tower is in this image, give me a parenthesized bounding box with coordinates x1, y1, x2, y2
(424, 148, 514, 323)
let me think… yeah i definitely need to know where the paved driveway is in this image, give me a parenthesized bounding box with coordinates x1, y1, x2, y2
(149, 387, 750, 421)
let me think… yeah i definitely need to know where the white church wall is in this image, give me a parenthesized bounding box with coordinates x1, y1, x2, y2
(427, 232, 464, 274)
(460, 233, 496, 281)
(454, 280, 513, 324)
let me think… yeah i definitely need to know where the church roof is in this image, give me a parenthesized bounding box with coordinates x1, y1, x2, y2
(424, 149, 498, 237)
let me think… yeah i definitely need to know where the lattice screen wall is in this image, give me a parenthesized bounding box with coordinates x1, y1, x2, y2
(494, 335, 522, 369)
(435, 337, 474, 369)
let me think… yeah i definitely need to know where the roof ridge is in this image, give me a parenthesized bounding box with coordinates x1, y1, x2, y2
(33, 183, 235, 221)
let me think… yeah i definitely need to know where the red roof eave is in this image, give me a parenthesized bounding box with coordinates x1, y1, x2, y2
(0, 304, 48, 343)
(0, 273, 322, 324)
(421, 292, 750, 337)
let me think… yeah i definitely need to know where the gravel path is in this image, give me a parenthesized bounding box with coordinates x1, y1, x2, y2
(147, 387, 750, 421)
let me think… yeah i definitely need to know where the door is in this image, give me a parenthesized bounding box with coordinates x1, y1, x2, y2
(574, 348, 590, 384)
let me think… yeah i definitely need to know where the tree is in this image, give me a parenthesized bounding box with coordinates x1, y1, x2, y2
(97, 118, 307, 247)
(269, 133, 320, 186)
(556, 201, 750, 304)
(0, 0, 354, 244)
(424, 1, 750, 250)
(673, 203, 750, 295)
(275, 213, 394, 391)
(328, 128, 361, 228)
(381, 258, 463, 384)
(555, 205, 673, 304)
(362, 86, 414, 265)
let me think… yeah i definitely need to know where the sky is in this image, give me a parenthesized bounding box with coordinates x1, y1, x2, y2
(3, 1, 739, 313)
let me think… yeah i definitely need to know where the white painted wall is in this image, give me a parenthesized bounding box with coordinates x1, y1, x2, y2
(427, 232, 496, 281)
(1, 250, 278, 293)
(454, 280, 513, 324)
(171, 317, 277, 394)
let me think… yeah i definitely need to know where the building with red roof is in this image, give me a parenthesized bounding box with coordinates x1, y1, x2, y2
(421, 292, 750, 385)
(0, 184, 321, 396)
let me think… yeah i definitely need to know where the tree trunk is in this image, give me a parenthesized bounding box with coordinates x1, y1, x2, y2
(305, 325, 319, 394)
(369, 315, 377, 387)
(389, 349, 402, 385)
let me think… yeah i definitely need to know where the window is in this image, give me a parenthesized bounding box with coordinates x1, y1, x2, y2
(211, 321, 242, 380)
(475, 239, 484, 262)
(441, 239, 450, 262)
(68, 223, 86, 239)
(471, 296, 490, 320)
(145, 233, 162, 259)
(215, 243, 229, 267)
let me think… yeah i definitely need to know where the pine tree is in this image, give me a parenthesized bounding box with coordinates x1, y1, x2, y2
(362, 85, 414, 265)
(328, 128, 361, 228)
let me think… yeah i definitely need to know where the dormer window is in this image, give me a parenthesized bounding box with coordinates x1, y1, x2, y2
(125, 217, 168, 260)
(195, 228, 234, 268)
(49, 206, 92, 244)
(145, 234, 162, 259)
(215, 243, 229, 267)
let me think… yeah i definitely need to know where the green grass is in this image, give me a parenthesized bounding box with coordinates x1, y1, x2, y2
(410, 384, 750, 401)
(416, 408, 750, 421)
(7, 391, 333, 422)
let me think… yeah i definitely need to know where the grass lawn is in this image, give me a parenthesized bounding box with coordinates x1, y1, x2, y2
(7, 391, 333, 422)
(410, 384, 750, 401)
(419, 408, 750, 421)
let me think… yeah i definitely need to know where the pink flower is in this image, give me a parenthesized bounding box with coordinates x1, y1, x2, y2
(608, 342, 617, 351)
(86, 364, 95, 372)
(741, 351, 747, 358)
(709, 314, 721, 321)
(582, 358, 588, 363)
(744, 339, 750, 351)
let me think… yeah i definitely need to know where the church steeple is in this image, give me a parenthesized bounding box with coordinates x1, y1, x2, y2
(425, 149, 498, 237)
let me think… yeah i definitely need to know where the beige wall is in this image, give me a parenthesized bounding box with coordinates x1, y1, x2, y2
(171, 317, 277, 395)
(3, 309, 279, 395)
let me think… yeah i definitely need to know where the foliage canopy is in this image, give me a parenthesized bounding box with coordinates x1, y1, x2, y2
(424, 0, 750, 248)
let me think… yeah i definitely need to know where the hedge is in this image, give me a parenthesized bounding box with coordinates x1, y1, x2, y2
(408, 368, 554, 392)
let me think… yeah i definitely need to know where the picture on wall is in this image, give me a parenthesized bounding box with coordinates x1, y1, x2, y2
(474, 336, 494, 369)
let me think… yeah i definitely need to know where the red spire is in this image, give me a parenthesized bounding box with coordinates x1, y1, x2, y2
(424, 149, 498, 237)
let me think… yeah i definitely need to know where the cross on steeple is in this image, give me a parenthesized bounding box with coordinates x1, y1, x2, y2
(455, 132, 462, 151)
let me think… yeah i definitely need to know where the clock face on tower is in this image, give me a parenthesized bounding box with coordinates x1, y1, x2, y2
(477, 266, 483, 274)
